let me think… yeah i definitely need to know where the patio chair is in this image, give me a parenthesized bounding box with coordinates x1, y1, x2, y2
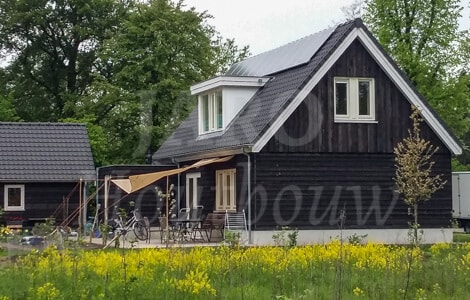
(189, 205, 204, 241)
(170, 208, 192, 242)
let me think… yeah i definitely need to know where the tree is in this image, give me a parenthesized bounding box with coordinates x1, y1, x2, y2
(363, 0, 470, 139)
(394, 106, 446, 245)
(0, 0, 248, 165)
(0, 69, 20, 121)
(76, 0, 249, 163)
(0, 0, 131, 121)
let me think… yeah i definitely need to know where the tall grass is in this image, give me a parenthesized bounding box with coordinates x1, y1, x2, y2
(0, 242, 469, 299)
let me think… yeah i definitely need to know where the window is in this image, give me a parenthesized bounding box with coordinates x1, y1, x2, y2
(215, 169, 236, 212)
(200, 90, 223, 133)
(186, 173, 201, 209)
(4, 185, 25, 211)
(334, 77, 375, 121)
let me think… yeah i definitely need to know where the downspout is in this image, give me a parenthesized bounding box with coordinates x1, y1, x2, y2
(242, 148, 252, 244)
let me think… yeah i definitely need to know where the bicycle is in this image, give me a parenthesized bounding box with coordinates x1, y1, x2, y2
(110, 207, 148, 241)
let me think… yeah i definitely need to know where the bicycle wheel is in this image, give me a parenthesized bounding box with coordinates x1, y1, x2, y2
(133, 221, 148, 241)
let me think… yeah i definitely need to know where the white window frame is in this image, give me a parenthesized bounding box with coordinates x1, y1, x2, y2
(185, 172, 201, 209)
(4, 184, 25, 211)
(199, 90, 223, 134)
(215, 169, 236, 212)
(334, 77, 375, 122)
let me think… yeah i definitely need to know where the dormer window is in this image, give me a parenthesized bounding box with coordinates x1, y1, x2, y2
(334, 77, 375, 122)
(200, 90, 223, 133)
(192, 76, 270, 136)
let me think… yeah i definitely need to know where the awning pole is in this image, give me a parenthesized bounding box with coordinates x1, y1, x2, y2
(104, 175, 109, 225)
(78, 178, 83, 237)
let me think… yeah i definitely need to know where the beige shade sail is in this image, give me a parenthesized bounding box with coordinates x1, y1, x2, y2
(110, 156, 233, 194)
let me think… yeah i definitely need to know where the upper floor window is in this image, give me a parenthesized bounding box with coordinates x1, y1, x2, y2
(200, 90, 223, 133)
(4, 184, 25, 211)
(334, 77, 375, 122)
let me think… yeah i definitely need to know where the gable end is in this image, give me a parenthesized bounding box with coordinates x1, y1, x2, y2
(252, 26, 462, 155)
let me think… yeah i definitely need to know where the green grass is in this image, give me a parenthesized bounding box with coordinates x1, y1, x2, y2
(453, 231, 470, 243)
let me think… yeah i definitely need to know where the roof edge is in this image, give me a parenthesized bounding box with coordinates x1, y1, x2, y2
(190, 76, 271, 95)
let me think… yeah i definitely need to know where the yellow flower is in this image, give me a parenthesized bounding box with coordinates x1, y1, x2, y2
(353, 286, 364, 296)
(174, 268, 216, 296)
(36, 282, 60, 300)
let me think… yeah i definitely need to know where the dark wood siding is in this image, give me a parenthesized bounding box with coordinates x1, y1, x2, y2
(263, 39, 450, 155)
(1, 182, 81, 226)
(252, 153, 452, 229)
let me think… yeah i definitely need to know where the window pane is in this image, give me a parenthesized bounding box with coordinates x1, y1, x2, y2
(225, 174, 231, 206)
(8, 188, 21, 207)
(202, 95, 209, 131)
(216, 91, 223, 129)
(358, 81, 370, 116)
(335, 82, 347, 115)
(218, 173, 223, 206)
(188, 178, 194, 208)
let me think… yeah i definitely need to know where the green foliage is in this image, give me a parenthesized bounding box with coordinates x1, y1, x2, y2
(0, 0, 130, 121)
(363, 0, 470, 140)
(272, 226, 299, 248)
(224, 230, 241, 248)
(347, 233, 368, 245)
(32, 218, 56, 236)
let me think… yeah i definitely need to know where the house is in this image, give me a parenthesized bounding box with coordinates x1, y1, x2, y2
(151, 19, 462, 244)
(0, 122, 96, 228)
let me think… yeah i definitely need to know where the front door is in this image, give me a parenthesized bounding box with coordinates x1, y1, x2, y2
(185, 172, 201, 209)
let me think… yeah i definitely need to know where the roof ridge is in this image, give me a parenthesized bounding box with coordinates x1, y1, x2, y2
(0, 121, 85, 126)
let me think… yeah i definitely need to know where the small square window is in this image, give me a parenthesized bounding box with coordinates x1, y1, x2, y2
(334, 77, 375, 122)
(4, 185, 25, 211)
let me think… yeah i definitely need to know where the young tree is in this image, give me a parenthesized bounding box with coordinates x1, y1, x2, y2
(394, 106, 446, 245)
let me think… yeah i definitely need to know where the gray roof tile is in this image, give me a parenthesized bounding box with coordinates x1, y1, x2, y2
(0, 122, 96, 181)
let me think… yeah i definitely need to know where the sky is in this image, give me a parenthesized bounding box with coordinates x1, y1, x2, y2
(183, 0, 470, 56)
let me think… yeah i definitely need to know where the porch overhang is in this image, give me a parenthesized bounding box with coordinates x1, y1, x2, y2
(110, 156, 234, 194)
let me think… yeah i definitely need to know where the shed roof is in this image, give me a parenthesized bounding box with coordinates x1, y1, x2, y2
(0, 122, 96, 182)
